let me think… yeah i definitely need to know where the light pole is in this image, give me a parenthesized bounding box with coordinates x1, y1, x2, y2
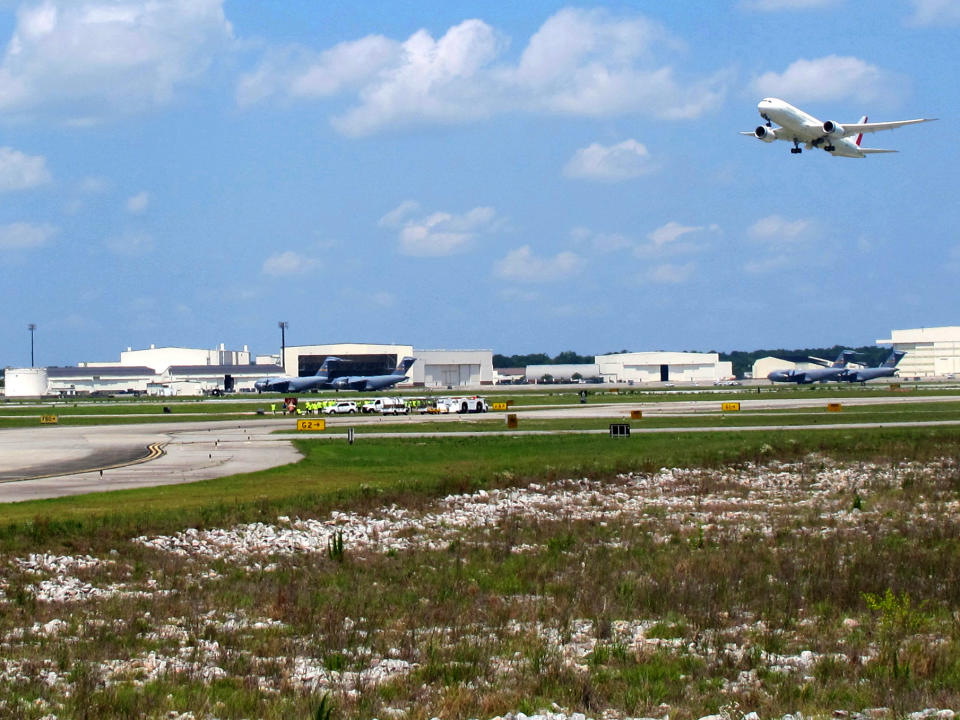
(27, 323, 36, 367)
(278, 321, 288, 372)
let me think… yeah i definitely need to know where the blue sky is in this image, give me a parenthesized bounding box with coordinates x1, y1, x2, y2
(0, 0, 956, 367)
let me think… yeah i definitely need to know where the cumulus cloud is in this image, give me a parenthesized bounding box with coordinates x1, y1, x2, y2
(126, 191, 149, 214)
(570, 226, 631, 253)
(236, 35, 399, 107)
(751, 55, 903, 105)
(633, 221, 718, 258)
(740, 0, 834, 10)
(646, 262, 695, 284)
(0, 147, 51, 190)
(494, 245, 583, 283)
(748, 214, 811, 244)
(744, 215, 815, 274)
(0, 0, 234, 118)
(0, 221, 57, 249)
(262, 250, 318, 276)
(239, 8, 728, 135)
(105, 229, 153, 256)
(563, 139, 655, 181)
(379, 201, 498, 256)
(908, 0, 960, 25)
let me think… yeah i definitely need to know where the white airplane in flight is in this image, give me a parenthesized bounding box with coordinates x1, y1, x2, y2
(741, 98, 936, 157)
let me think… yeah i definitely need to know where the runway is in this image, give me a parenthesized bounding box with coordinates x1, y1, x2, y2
(1, 394, 958, 502)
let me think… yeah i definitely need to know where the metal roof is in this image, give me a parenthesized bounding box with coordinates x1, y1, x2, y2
(46, 366, 155, 378)
(165, 364, 283, 376)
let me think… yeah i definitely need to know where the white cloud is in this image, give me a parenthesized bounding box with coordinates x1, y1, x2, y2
(633, 221, 718, 258)
(908, 0, 960, 25)
(748, 215, 811, 244)
(563, 139, 655, 181)
(744, 215, 816, 274)
(751, 55, 902, 105)
(0, 147, 51, 190)
(648, 221, 703, 247)
(126, 191, 149, 214)
(262, 250, 318, 276)
(240, 8, 728, 135)
(105, 229, 153, 256)
(0, 0, 234, 118)
(646, 262, 695, 284)
(379, 201, 498, 256)
(236, 36, 399, 107)
(570, 226, 631, 253)
(494, 245, 583, 283)
(0, 221, 57, 249)
(741, 0, 834, 10)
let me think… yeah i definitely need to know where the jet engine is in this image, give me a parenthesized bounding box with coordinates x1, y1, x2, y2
(822, 120, 845, 136)
(754, 125, 777, 142)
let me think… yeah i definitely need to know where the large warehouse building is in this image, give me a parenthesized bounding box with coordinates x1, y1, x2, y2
(4, 342, 495, 397)
(282, 344, 494, 388)
(877, 326, 960, 378)
(527, 352, 733, 384)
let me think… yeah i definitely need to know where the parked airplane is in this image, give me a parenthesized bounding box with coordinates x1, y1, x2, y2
(838, 350, 906, 383)
(254, 357, 336, 393)
(741, 98, 936, 157)
(330, 357, 417, 392)
(767, 350, 856, 384)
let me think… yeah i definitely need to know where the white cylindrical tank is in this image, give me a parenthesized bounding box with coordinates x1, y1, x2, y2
(4, 367, 48, 397)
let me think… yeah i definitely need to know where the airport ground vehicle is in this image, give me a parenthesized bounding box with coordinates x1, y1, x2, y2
(324, 401, 358, 415)
(361, 397, 409, 415)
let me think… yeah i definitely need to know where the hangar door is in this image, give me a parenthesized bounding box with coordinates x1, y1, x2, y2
(424, 364, 480, 388)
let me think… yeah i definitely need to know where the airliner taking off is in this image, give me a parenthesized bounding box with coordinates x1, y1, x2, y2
(741, 98, 935, 157)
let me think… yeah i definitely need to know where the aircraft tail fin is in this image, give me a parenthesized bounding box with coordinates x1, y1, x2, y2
(855, 116, 867, 147)
(393, 356, 416, 375)
(316, 356, 343, 377)
(883, 350, 906, 368)
(832, 349, 856, 367)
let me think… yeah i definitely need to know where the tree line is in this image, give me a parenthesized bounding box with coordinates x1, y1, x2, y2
(493, 345, 892, 379)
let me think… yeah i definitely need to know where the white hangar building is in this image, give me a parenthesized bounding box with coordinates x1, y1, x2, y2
(526, 352, 733, 384)
(282, 343, 494, 388)
(877, 326, 960, 378)
(597, 351, 733, 384)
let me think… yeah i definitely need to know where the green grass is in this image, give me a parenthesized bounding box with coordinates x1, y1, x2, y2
(2, 425, 960, 551)
(2, 423, 960, 718)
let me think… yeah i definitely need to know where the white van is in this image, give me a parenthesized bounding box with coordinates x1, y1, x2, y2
(361, 397, 409, 414)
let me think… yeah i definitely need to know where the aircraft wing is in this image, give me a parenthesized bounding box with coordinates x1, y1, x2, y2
(840, 118, 936, 137)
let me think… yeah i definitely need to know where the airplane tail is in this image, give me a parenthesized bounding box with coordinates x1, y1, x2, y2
(855, 116, 866, 147)
(883, 350, 906, 368)
(316, 356, 343, 377)
(393, 356, 416, 375)
(832, 349, 856, 367)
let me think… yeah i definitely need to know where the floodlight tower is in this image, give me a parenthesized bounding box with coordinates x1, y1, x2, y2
(278, 321, 288, 372)
(27, 323, 36, 367)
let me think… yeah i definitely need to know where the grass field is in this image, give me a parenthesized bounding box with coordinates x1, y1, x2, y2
(1, 424, 959, 719)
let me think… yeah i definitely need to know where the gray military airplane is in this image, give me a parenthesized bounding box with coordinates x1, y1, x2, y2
(767, 350, 856, 384)
(837, 350, 905, 383)
(329, 356, 416, 392)
(254, 356, 336, 393)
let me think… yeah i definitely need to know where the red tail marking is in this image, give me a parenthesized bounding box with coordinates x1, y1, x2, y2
(856, 115, 867, 147)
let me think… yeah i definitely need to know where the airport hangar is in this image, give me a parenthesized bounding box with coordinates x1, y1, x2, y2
(282, 344, 494, 388)
(4, 343, 495, 397)
(525, 352, 734, 384)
